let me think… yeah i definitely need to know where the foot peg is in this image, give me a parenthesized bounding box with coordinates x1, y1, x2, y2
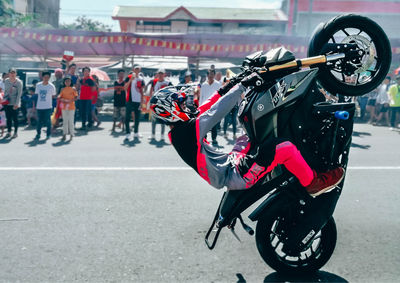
(238, 215, 254, 235)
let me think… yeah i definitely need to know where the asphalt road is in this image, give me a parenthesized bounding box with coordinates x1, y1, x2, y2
(0, 121, 399, 282)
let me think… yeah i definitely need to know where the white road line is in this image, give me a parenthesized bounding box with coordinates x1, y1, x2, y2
(0, 166, 399, 171)
(0, 167, 192, 171)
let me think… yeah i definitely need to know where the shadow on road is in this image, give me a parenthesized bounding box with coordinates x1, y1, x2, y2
(110, 130, 125, 138)
(149, 139, 170, 148)
(350, 142, 371, 149)
(261, 270, 348, 283)
(24, 138, 48, 147)
(121, 137, 144, 147)
(0, 137, 12, 144)
(52, 139, 71, 147)
(351, 131, 371, 149)
(352, 131, 371, 137)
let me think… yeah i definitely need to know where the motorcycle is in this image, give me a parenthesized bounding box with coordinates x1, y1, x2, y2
(203, 14, 391, 273)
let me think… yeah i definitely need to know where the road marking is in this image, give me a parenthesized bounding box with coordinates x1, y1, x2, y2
(0, 166, 399, 171)
(348, 166, 400, 170)
(0, 167, 192, 171)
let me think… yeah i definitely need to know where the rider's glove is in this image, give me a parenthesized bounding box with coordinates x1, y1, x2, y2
(217, 80, 237, 96)
(241, 72, 264, 88)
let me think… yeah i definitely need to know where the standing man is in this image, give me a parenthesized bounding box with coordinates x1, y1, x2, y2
(52, 69, 64, 96)
(34, 71, 56, 140)
(112, 69, 126, 132)
(199, 68, 221, 146)
(79, 67, 95, 130)
(374, 76, 391, 126)
(150, 68, 172, 142)
(124, 64, 145, 141)
(3, 68, 23, 138)
(388, 75, 400, 130)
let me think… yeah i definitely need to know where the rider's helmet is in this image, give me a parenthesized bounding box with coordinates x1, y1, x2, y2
(150, 86, 198, 123)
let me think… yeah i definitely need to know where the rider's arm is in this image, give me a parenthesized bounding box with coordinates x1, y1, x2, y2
(196, 84, 245, 140)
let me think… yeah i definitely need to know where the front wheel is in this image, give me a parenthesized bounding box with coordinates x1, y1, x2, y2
(255, 213, 337, 273)
(308, 14, 391, 96)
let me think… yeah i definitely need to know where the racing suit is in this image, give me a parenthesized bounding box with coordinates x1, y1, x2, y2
(168, 84, 314, 190)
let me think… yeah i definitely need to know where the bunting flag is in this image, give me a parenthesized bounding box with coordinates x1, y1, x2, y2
(3, 27, 399, 57)
(0, 27, 312, 55)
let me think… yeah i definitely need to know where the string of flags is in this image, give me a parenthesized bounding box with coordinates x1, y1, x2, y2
(0, 28, 308, 54)
(1, 28, 400, 54)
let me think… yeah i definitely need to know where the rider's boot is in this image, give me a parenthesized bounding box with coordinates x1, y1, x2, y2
(305, 167, 345, 197)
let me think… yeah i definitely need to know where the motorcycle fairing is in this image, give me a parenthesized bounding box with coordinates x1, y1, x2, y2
(242, 47, 295, 68)
(239, 69, 318, 144)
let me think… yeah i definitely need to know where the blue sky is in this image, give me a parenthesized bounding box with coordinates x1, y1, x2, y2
(60, 0, 283, 31)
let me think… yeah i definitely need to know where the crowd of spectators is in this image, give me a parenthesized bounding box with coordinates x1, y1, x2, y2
(1, 64, 399, 144)
(357, 75, 400, 130)
(0, 63, 241, 145)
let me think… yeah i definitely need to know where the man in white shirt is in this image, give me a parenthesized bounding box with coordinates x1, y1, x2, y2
(35, 71, 56, 140)
(199, 69, 221, 145)
(375, 76, 391, 126)
(124, 64, 145, 141)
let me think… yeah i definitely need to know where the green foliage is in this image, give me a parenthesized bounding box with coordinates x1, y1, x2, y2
(60, 16, 112, 32)
(0, 0, 51, 28)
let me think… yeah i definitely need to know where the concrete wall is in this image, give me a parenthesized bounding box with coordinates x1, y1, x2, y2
(171, 21, 188, 33)
(13, 0, 28, 14)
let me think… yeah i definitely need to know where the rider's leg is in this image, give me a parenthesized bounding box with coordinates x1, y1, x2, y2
(272, 141, 314, 186)
(239, 139, 344, 195)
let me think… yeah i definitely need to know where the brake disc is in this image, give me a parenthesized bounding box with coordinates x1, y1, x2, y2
(341, 34, 376, 74)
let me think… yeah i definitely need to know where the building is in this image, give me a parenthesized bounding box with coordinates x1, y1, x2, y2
(11, 0, 60, 28)
(283, 0, 400, 38)
(112, 5, 288, 35)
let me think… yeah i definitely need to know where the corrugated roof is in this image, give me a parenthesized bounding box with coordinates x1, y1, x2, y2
(112, 6, 287, 22)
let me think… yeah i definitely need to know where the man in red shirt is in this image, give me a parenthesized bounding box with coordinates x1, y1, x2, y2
(79, 67, 96, 130)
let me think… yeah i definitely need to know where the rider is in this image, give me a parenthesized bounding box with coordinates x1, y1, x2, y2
(150, 72, 344, 197)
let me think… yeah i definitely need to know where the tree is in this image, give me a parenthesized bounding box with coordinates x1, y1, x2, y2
(60, 16, 112, 32)
(0, 0, 50, 28)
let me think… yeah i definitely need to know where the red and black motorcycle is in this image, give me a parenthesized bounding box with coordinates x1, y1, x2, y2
(204, 14, 391, 273)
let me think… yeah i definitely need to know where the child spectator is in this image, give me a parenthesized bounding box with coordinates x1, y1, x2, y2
(59, 77, 78, 141)
(26, 87, 37, 127)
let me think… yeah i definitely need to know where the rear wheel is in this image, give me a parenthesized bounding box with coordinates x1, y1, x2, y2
(308, 14, 391, 96)
(255, 213, 337, 273)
